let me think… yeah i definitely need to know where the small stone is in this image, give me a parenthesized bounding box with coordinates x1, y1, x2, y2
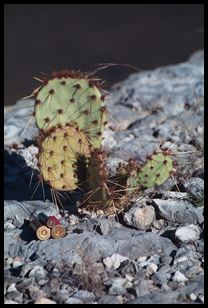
(197, 294, 204, 304)
(4, 221, 16, 230)
(34, 297, 56, 304)
(125, 274, 133, 282)
(172, 271, 188, 283)
(188, 292, 197, 301)
(4, 300, 19, 304)
(175, 224, 201, 243)
(137, 256, 147, 263)
(6, 257, 13, 265)
(146, 263, 158, 275)
(12, 260, 23, 268)
(123, 205, 155, 230)
(103, 254, 128, 270)
(7, 283, 17, 293)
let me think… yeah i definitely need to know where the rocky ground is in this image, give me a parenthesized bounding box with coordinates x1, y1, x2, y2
(4, 50, 204, 304)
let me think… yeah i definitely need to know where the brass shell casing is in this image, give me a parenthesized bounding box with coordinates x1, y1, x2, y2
(51, 224, 66, 239)
(47, 216, 61, 228)
(30, 220, 51, 241)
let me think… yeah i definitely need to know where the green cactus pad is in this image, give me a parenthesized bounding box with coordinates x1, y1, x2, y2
(37, 125, 91, 191)
(34, 71, 107, 148)
(137, 151, 174, 188)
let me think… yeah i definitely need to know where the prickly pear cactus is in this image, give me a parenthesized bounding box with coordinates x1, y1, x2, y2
(34, 71, 107, 148)
(37, 125, 91, 191)
(137, 151, 174, 188)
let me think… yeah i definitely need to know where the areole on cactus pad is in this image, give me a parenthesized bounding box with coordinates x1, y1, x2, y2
(34, 71, 107, 149)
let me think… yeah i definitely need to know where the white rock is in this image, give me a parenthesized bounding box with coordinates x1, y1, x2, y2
(172, 271, 188, 283)
(7, 283, 17, 293)
(125, 274, 133, 282)
(103, 254, 128, 270)
(198, 294, 204, 303)
(137, 256, 147, 263)
(188, 292, 197, 301)
(4, 300, 18, 304)
(34, 297, 56, 304)
(12, 260, 23, 268)
(6, 257, 13, 265)
(146, 263, 158, 275)
(175, 224, 201, 243)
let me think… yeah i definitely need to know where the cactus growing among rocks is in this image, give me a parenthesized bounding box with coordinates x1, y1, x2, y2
(81, 150, 175, 215)
(37, 125, 91, 191)
(82, 149, 133, 215)
(137, 151, 174, 188)
(33, 70, 107, 149)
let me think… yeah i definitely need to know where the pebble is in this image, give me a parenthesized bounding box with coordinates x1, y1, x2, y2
(172, 271, 188, 283)
(6, 257, 13, 265)
(7, 283, 17, 293)
(34, 297, 56, 304)
(103, 254, 128, 270)
(175, 224, 201, 243)
(188, 292, 197, 301)
(197, 294, 204, 304)
(4, 300, 19, 304)
(12, 260, 23, 268)
(146, 263, 158, 275)
(123, 205, 155, 230)
(137, 256, 147, 262)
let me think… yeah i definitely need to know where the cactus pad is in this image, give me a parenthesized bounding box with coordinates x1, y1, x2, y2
(137, 151, 174, 188)
(37, 125, 91, 191)
(34, 71, 107, 148)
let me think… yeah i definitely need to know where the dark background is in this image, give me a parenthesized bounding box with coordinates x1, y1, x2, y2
(4, 4, 204, 106)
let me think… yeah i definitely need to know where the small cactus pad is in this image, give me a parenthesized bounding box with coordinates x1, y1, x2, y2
(34, 71, 107, 148)
(137, 151, 174, 188)
(37, 125, 91, 191)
